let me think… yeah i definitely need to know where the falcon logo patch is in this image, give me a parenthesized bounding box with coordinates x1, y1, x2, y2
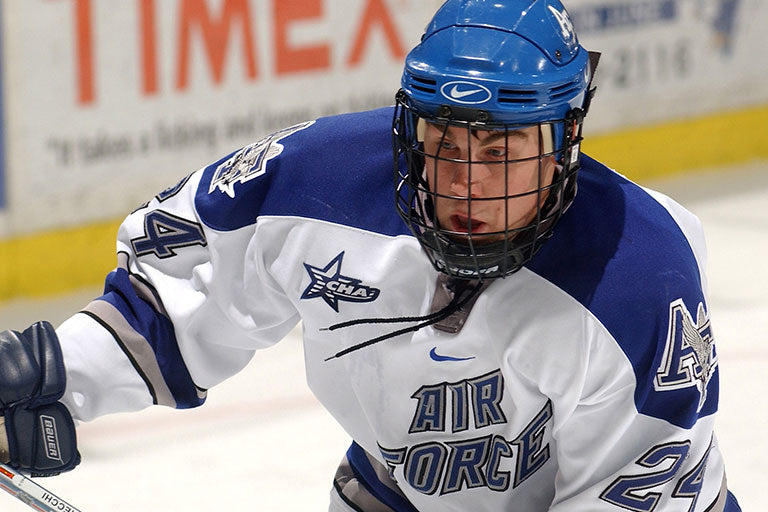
(547, 5, 576, 44)
(301, 252, 380, 312)
(654, 298, 718, 411)
(209, 121, 314, 198)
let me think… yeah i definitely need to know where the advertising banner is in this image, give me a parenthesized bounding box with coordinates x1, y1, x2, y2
(0, 0, 765, 238)
(0, 0, 440, 235)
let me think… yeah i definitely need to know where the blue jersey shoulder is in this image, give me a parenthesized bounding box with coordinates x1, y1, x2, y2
(194, 107, 411, 238)
(528, 155, 717, 428)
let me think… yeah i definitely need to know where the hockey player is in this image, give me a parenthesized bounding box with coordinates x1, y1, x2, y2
(0, 0, 743, 510)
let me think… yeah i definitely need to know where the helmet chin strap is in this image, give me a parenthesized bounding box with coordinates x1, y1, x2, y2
(429, 274, 490, 334)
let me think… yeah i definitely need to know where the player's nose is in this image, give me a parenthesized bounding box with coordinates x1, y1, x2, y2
(449, 163, 489, 197)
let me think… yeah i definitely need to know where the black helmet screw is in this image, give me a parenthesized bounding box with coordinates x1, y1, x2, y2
(438, 105, 453, 118)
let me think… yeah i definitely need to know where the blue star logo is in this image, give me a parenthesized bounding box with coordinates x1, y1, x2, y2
(301, 252, 380, 312)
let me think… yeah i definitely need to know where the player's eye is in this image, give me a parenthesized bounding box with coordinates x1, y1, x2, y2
(483, 147, 509, 161)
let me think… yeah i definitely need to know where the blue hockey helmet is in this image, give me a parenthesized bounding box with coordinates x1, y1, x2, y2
(394, 0, 598, 279)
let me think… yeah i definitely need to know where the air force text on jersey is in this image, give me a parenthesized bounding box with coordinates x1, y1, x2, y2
(378, 369, 554, 496)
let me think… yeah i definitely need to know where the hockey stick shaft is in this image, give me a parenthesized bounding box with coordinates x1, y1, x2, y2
(0, 463, 82, 512)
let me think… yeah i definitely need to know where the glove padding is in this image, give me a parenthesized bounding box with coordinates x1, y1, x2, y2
(4, 402, 80, 476)
(0, 321, 80, 476)
(0, 322, 66, 409)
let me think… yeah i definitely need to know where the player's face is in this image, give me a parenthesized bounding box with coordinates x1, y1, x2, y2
(422, 122, 556, 242)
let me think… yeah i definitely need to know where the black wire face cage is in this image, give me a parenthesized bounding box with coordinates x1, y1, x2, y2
(393, 90, 585, 280)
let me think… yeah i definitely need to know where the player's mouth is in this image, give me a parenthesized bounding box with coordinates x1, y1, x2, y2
(449, 214, 487, 234)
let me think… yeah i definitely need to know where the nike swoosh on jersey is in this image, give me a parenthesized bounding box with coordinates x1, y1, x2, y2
(429, 347, 476, 362)
(450, 85, 484, 99)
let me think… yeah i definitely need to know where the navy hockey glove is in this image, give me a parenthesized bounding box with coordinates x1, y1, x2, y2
(0, 321, 80, 476)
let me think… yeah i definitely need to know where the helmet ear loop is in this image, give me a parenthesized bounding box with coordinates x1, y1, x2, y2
(548, 121, 565, 221)
(407, 114, 429, 229)
(397, 104, 437, 253)
(429, 119, 452, 272)
(394, 102, 418, 227)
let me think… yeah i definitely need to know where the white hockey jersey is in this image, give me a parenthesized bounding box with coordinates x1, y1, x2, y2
(55, 108, 736, 511)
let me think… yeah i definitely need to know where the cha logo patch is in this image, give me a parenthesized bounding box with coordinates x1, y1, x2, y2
(209, 121, 314, 198)
(654, 298, 718, 411)
(301, 252, 380, 312)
